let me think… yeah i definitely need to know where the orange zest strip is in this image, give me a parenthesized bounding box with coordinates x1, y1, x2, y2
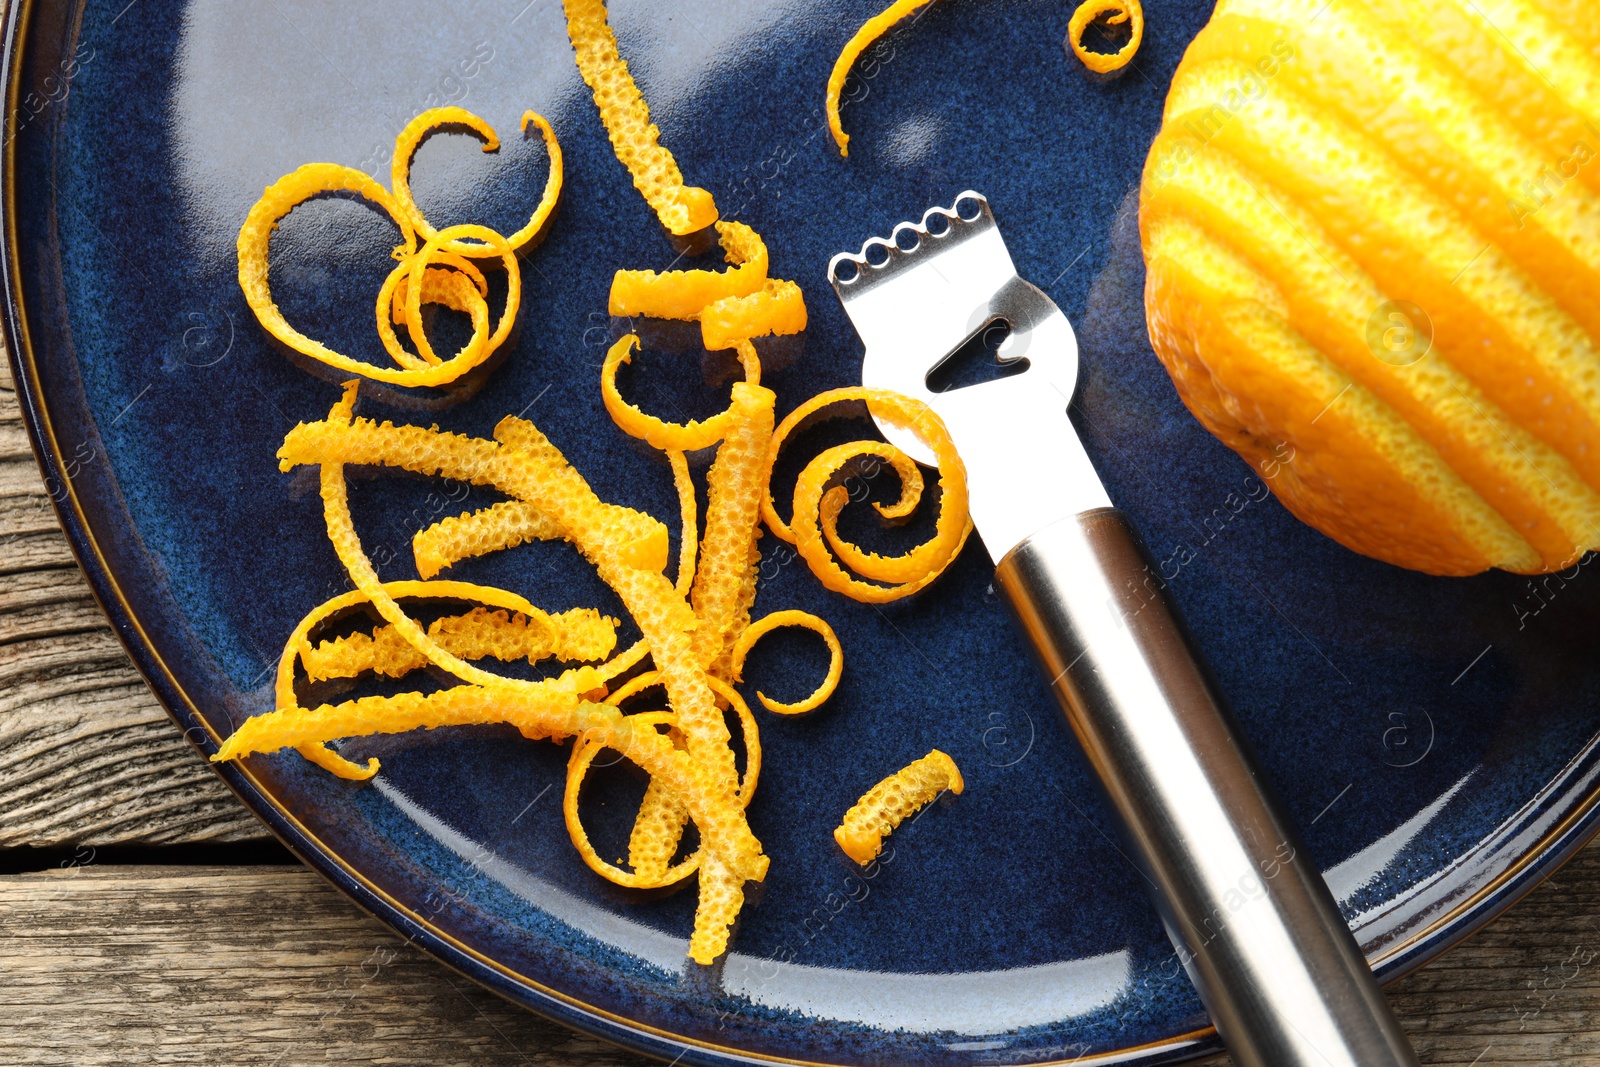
(667, 449, 698, 596)
(302, 605, 619, 682)
(690, 857, 746, 965)
(763, 388, 972, 602)
(690, 382, 776, 674)
(609, 221, 768, 319)
(1067, 0, 1144, 74)
(729, 610, 843, 716)
(218, 576, 598, 781)
(563, 0, 718, 236)
(834, 749, 963, 865)
(391, 107, 564, 256)
(413, 500, 564, 579)
(601, 334, 759, 452)
(700, 279, 808, 351)
(825, 0, 934, 157)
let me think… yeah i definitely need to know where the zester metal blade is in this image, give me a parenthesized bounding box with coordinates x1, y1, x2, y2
(828, 191, 1110, 561)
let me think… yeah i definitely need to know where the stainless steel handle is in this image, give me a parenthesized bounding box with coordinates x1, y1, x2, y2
(994, 508, 1418, 1067)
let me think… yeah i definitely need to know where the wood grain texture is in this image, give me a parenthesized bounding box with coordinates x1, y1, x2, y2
(2, 858, 1599, 1067)
(0, 365, 267, 848)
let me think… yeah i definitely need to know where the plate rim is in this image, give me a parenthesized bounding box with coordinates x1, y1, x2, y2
(5, 1, 1600, 1064)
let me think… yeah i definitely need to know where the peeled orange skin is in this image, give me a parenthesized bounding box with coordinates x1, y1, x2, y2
(1139, 0, 1600, 576)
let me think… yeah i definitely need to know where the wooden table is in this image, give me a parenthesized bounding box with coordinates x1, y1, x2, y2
(0, 359, 1597, 1067)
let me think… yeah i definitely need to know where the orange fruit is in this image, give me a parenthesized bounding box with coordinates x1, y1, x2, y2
(1140, 0, 1600, 575)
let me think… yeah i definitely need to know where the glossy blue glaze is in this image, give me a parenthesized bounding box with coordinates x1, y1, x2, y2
(5, 1, 1600, 1063)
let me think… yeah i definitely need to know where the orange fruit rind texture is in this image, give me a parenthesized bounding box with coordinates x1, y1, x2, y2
(834, 749, 963, 865)
(562, 0, 718, 237)
(764, 388, 973, 602)
(1067, 0, 1145, 75)
(729, 610, 844, 716)
(1140, 0, 1600, 575)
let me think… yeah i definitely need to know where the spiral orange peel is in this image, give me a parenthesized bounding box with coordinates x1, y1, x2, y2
(1067, 0, 1145, 74)
(730, 610, 843, 716)
(764, 388, 972, 602)
(834, 750, 963, 865)
(563, 0, 718, 236)
(391, 107, 563, 256)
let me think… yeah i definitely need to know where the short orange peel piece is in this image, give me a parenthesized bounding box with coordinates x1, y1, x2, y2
(764, 388, 972, 602)
(700, 279, 808, 351)
(834, 749, 963, 865)
(825, 0, 934, 157)
(391, 107, 564, 256)
(729, 610, 843, 716)
(1067, 0, 1145, 75)
(609, 221, 768, 319)
(563, 0, 718, 236)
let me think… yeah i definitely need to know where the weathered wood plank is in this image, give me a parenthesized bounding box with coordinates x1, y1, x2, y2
(3, 856, 1599, 1067)
(0, 364, 267, 847)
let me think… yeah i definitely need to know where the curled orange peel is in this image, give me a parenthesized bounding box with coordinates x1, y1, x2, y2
(609, 221, 767, 319)
(1067, 0, 1144, 74)
(700, 279, 808, 351)
(375, 258, 490, 371)
(237, 167, 521, 388)
(404, 224, 520, 369)
(391, 107, 564, 256)
(730, 610, 843, 716)
(218, 577, 593, 781)
(601, 334, 761, 452)
(562, 674, 759, 890)
(834, 749, 963, 865)
(825, 0, 934, 157)
(563, 0, 718, 236)
(763, 388, 971, 602)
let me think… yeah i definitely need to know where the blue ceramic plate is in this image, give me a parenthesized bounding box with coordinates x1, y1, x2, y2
(6, 0, 1600, 1063)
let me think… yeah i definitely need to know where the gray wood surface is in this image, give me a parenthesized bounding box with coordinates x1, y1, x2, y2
(0, 338, 1597, 1064)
